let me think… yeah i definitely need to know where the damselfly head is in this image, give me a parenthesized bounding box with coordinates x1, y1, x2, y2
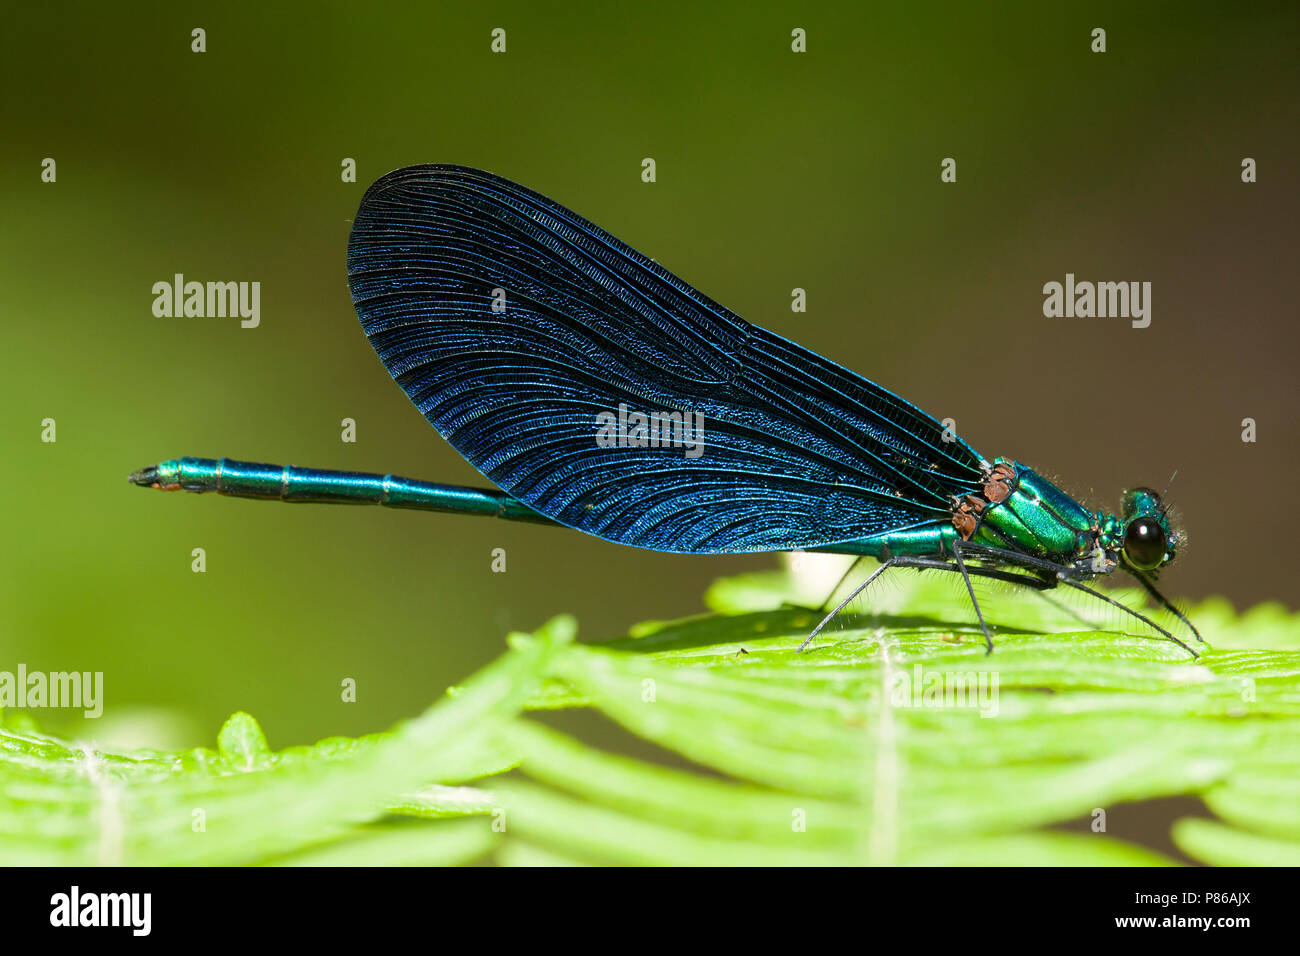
(1119, 486, 1177, 572)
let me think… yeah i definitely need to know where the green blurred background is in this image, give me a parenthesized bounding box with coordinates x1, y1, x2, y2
(2, 2, 1296, 747)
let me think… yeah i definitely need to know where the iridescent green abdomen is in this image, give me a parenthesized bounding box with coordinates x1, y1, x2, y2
(820, 523, 957, 558)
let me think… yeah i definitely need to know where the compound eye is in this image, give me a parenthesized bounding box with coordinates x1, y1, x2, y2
(1124, 518, 1167, 571)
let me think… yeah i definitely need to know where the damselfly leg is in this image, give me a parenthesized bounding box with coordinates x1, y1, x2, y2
(797, 553, 1052, 653)
(798, 541, 1198, 658)
(1129, 569, 1204, 643)
(952, 542, 1197, 657)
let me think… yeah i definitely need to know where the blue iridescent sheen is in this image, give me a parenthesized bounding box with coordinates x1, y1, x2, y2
(345, 165, 984, 554)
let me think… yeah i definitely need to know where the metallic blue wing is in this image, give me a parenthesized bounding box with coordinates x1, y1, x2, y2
(346, 165, 984, 554)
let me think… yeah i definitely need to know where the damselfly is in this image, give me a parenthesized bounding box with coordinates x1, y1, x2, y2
(130, 166, 1200, 656)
